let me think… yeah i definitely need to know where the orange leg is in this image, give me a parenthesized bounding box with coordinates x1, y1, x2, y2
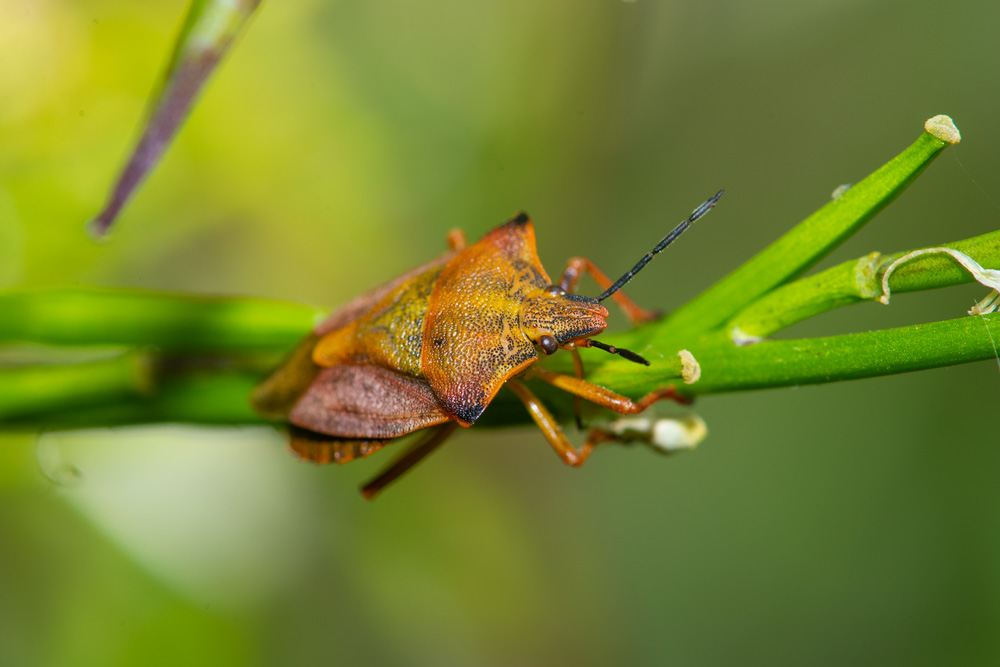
(508, 379, 608, 466)
(531, 366, 691, 413)
(557, 257, 659, 324)
(569, 348, 585, 430)
(360, 422, 458, 499)
(446, 229, 467, 251)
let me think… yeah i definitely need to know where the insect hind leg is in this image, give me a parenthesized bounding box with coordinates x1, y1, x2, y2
(360, 422, 459, 499)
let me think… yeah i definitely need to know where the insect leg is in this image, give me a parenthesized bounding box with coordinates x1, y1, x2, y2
(446, 229, 467, 251)
(508, 379, 605, 466)
(360, 422, 459, 499)
(556, 257, 658, 324)
(569, 348, 585, 431)
(531, 367, 691, 414)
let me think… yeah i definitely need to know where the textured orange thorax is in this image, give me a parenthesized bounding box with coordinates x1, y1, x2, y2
(422, 218, 552, 425)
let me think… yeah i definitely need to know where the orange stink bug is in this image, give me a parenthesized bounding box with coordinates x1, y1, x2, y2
(253, 191, 723, 498)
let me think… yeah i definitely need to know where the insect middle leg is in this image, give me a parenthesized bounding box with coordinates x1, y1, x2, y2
(507, 379, 606, 466)
(557, 257, 658, 324)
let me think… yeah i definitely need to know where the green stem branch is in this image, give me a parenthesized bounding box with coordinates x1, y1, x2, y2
(0, 351, 153, 420)
(0, 288, 322, 352)
(726, 229, 1000, 340)
(660, 125, 957, 339)
(678, 313, 1000, 395)
(4, 311, 996, 430)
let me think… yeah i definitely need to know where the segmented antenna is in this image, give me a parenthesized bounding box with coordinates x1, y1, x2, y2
(585, 339, 650, 366)
(598, 189, 724, 302)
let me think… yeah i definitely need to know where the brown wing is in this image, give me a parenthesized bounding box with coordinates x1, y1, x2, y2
(289, 364, 451, 439)
(253, 247, 458, 420)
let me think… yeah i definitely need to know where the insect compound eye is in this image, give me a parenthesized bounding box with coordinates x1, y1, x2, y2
(545, 285, 566, 296)
(538, 335, 559, 355)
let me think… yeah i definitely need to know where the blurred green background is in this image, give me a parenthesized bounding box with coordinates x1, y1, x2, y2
(2, 0, 1000, 665)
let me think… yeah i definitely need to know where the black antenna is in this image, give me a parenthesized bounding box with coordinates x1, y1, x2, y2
(585, 339, 650, 366)
(598, 189, 724, 302)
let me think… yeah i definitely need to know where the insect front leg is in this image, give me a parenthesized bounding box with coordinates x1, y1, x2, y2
(569, 348, 585, 431)
(557, 257, 658, 324)
(531, 367, 691, 414)
(508, 379, 613, 467)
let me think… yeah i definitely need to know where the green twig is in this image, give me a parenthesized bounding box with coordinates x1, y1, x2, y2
(659, 119, 960, 340)
(678, 313, 1000, 395)
(4, 310, 996, 431)
(726, 230, 1000, 340)
(0, 351, 153, 420)
(0, 288, 322, 352)
(1, 369, 265, 431)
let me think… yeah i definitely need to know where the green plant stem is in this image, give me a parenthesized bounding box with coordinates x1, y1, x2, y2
(659, 130, 953, 339)
(0, 351, 153, 420)
(6, 312, 996, 431)
(4, 371, 267, 430)
(541, 311, 1000, 400)
(0, 288, 323, 352)
(676, 313, 1000, 395)
(726, 230, 1000, 340)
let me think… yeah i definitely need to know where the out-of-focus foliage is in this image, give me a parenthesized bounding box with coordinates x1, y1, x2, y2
(2, 1, 1000, 665)
(88, 0, 262, 237)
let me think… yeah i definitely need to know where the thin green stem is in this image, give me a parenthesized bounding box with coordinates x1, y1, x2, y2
(0, 351, 153, 420)
(677, 313, 1000, 396)
(5, 312, 997, 430)
(540, 310, 1000, 400)
(0, 288, 323, 352)
(726, 230, 1000, 340)
(659, 128, 955, 339)
(1, 370, 266, 431)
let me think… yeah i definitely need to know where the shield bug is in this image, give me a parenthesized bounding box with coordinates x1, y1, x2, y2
(253, 191, 723, 498)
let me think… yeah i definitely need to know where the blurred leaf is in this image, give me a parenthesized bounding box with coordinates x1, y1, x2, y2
(88, 0, 263, 238)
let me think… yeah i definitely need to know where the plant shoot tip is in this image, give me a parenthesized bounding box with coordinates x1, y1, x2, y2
(924, 115, 961, 145)
(678, 349, 701, 384)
